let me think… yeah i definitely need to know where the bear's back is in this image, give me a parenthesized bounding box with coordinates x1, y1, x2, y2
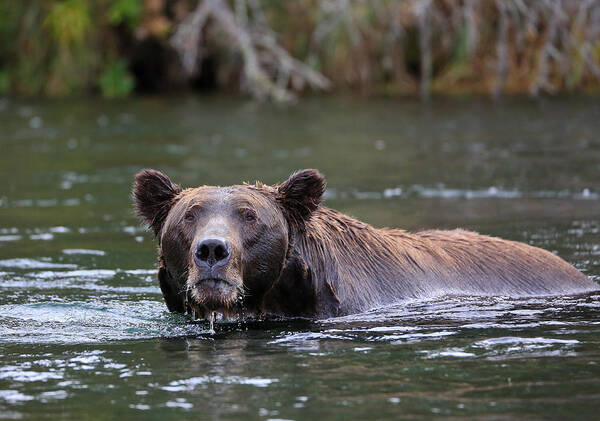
(297, 209, 598, 316)
(408, 229, 595, 297)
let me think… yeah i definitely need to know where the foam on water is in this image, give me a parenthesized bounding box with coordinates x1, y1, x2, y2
(0, 235, 21, 242)
(62, 249, 106, 256)
(0, 252, 598, 350)
(161, 376, 278, 392)
(0, 259, 77, 269)
(323, 185, 600, 201)
(0, 258, 219, 343)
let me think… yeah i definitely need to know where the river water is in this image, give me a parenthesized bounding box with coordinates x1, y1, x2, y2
(0, 96, 599, 420)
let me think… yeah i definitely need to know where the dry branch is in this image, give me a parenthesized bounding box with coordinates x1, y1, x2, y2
(170, 0, 600, 100)
(170, 0, 331, 101)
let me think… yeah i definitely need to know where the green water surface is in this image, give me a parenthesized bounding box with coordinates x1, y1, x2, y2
(0, 96, 599, 420)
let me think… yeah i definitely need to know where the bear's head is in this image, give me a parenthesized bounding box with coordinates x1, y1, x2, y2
(133, 169, 325, 317)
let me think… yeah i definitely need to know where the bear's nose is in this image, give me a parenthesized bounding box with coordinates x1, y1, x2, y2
(194, 237, 231, 268)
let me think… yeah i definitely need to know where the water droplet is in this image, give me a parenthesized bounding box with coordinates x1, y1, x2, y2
(208, 312, 216, 334)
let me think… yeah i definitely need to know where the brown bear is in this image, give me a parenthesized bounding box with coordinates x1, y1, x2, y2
(133, 168, 598, 320)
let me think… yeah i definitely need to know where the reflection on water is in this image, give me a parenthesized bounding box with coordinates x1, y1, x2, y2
(0, 97, 599, 419)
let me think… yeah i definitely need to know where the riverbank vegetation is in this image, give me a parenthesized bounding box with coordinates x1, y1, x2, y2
(1, 0, 599, 100)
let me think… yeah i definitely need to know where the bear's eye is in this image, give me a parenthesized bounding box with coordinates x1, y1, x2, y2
(183, 211, 195, 223)
(240, 208, 257, 223)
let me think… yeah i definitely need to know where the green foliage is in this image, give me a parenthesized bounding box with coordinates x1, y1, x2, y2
(0, 3, 6, 31)
(44, 0, 91, 47)
(0, 0, 139, 97)
(0, 0, 598, 98)
(453, 27, 469, 65)
(107, 0, 142, 29)
(42, 0, 96, 96)
(0, 70, 9, 95)
(100, 60, 135, 98)
(5, 2, 48, 96)
(0, 4, 9, 63)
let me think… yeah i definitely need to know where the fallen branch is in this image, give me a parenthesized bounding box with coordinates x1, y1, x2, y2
(170, 0, 331, 101)
(170, 0, 600, 100)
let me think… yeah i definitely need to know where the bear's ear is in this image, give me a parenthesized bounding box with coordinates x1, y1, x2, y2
(133, 169, 182, 236)
(277, 169, 326, 227)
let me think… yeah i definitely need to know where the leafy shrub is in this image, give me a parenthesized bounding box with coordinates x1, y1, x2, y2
(108, 0, 142, 29)
(99, 59, 135, 98)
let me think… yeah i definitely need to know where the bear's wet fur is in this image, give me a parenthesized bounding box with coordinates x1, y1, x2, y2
(133, 168, 598, 319)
